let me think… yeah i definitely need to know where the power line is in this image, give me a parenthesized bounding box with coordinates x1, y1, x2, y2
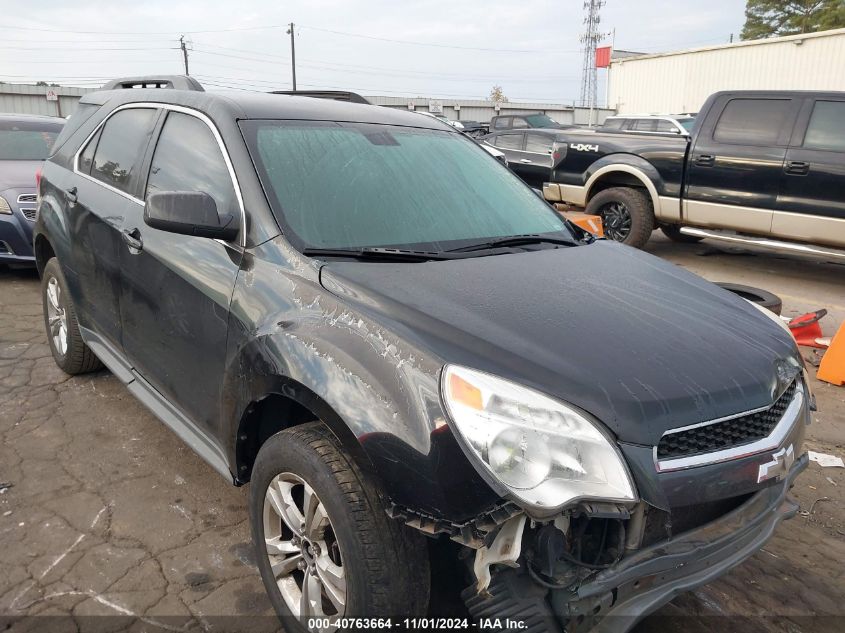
(298, 25, 570, 53)
(0, 22, 285, 35)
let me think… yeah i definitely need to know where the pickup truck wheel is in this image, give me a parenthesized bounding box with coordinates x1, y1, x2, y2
(586, 187, 654, 249)
(41, 257, 103, 375)
(660, 224, 703, 243)
(250, 422, 429, 631)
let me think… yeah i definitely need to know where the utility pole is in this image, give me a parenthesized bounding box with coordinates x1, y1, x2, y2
(286, 23, 297, 91)
(179, 35, 190, 75)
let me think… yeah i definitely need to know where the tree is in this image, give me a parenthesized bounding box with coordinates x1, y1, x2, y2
(488, 85, 508, 104)
(741, 0, 845, 40)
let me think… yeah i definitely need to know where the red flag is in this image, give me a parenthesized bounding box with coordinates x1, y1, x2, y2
(595, 46, 612, 68)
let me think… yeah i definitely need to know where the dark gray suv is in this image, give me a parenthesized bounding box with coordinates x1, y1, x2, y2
(34, 76, 810, 633)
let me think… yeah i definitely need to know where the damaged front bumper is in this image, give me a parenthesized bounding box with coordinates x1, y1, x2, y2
(550, 451, 808, 633)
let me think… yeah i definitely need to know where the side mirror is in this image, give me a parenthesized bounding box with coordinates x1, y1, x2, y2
(144, 192, 238, 241)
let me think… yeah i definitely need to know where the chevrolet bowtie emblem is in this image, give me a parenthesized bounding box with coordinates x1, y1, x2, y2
(757, 445, 795, 483)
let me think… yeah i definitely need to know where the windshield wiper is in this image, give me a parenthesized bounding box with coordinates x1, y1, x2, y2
(446, 234, 578, 253)
(302, 247, 454, 261)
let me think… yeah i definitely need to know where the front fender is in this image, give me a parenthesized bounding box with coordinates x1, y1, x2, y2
(222, 240, 499, 521)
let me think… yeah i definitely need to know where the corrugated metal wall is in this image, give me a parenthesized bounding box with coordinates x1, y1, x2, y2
(0, 84, 91, 117)
(367, 95, 614, 125)
(609, 28, 845, 114)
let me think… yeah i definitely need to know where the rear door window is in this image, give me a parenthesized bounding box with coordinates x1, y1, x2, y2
(146, 111, 237, 219)
(90, 108, 158, 195)
(492, 117, 510, 130)
(524, 133, 553, 154)
(802, 101, 845, 152)
(495, 133, 524, 150)
(713, 99, 792, 146)
(631, 119, 658, 132)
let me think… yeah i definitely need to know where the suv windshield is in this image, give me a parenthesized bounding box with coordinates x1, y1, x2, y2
(0, 120, 63, 160)
(241, 121, 572, 252)
(524, 114, 560, 128)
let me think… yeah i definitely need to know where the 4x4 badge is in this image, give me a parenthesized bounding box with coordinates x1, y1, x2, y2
(757, 445, 795, 483)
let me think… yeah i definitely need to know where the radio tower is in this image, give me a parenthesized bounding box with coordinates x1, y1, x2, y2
(579, 0, 606, 112)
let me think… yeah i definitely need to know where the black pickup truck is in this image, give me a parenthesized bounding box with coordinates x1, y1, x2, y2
(543, 90, 845, 257)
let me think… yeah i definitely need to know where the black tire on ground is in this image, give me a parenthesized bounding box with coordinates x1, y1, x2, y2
(249, 422, 430, 630)
(585, 186, 654, 249)
(715, 282, 783, 316)
(41, 257, 103, 374)
(660, 224, 704, 243)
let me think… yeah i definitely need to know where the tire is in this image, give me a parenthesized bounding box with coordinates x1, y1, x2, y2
(586, 187, 654, 249)
(41, 257, 103, 374)
(715, 282, 783, 316)
(660, 224, 703, 243)
(250, 422, 430, 631)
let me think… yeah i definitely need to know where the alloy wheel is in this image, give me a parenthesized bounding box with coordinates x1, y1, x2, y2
(600, 201, 632, 242)
(46, 277, 68, 356)
(263, 472, 346, 627)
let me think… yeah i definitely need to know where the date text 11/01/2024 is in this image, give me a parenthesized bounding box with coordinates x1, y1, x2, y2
(307, 618, 529, 630)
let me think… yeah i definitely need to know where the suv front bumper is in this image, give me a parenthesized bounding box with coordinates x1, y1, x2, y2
(550, 451, 808, 633)
(0, 189, 36, 266)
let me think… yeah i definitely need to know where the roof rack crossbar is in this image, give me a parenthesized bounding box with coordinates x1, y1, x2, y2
(270, 90, 370, 104)
(102, 75, 205, 92)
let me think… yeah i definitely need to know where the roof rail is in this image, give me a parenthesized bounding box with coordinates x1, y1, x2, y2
(270, 90, 370, 105)
(101, 75, 205, 92)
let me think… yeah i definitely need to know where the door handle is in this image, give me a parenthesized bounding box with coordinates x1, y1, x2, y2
(121, 227, 143, 252)
(695, 154, 715, 167)
(784, 160, 810, 176)
(65, 186, 78, 204)
(520, 158, 533, 163)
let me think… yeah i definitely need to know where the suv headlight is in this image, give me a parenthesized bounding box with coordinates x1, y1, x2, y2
(442, 365, 636, 514)
(0, 196, 11, 215)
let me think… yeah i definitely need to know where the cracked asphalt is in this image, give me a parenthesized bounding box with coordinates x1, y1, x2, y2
(1, 236, 844, 632)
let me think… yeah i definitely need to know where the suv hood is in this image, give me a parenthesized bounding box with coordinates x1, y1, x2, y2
(0, 160, 41, 190)
(320, 241, 800, 446)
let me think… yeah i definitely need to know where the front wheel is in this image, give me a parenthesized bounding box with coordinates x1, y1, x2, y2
(586, 187, 654, 249)
(249, 422, 430, 631)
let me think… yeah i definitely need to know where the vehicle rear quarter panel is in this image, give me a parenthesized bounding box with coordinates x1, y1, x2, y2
(222, 237, 499, 521)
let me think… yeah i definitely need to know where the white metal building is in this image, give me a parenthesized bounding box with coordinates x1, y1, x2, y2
(608, 28, 845, 114)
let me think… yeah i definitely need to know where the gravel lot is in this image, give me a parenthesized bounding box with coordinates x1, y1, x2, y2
(1, 235, 843, 632)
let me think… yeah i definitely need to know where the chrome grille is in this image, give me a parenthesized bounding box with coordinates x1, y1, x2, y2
(21, 208, 37, 221)
(657, 380, 798, 460)
(17, 194, 37, 204)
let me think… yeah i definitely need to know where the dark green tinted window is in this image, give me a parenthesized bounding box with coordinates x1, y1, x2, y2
(243, 121, 568, 251)
(91, 108, 157, 195)
(803, 101, 845, 152)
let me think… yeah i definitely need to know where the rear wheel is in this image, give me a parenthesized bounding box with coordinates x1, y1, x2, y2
(41, 257, 102, 374)
(249, 422, 429, 631)
(586, 187, 654, 249)
(660, 224, 703, 243)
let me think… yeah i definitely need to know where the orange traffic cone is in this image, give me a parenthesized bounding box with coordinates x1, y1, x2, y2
(818, 320, 845, 386)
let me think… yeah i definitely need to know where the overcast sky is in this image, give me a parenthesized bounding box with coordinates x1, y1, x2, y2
(0, 0, 745, 105)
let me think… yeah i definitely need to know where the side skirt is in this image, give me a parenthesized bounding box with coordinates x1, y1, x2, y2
(79, 326, 235, 483)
